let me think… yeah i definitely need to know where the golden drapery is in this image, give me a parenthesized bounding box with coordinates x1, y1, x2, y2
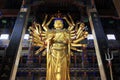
(46, 29, 71, 80)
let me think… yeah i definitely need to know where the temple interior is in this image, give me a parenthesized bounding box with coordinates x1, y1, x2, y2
(0, 0, 120, 80)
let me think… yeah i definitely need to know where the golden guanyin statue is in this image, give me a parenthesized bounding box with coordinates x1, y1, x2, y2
(28, 13, 88, 80)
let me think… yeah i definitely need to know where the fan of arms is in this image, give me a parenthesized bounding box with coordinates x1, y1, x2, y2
(28, 14, 88, 55)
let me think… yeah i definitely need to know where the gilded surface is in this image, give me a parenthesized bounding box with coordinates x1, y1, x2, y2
(28, 14, 88, 80)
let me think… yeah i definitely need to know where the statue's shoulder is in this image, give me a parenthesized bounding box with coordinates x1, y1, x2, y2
(46, 29, 55, 36)
(47, 29, 54, 33)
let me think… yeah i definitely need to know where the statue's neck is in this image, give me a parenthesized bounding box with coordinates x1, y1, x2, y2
(55, 28, 62, 30)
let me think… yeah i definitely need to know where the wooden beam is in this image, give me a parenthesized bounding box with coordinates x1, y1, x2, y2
(0, 5, 30, 80)
(113, 0, 120, 17)
(87, 8, 110, 80)
(0, 9, 19, 17)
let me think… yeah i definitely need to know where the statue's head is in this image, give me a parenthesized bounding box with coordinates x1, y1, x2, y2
(54, 18, 63, 29)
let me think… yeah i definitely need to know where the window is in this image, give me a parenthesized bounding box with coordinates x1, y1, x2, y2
(0, 34, 9, 40)
(107, 34, 116, 40)
(87, 34, 94, 40)
(24, 34, 29, 40)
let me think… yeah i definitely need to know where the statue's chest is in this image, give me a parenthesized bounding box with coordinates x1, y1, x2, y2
(53, 32, 66, 41)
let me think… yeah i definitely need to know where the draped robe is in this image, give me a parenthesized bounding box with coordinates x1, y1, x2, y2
(46, 29, 71, 80)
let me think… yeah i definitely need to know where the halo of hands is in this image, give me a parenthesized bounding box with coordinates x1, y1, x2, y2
(28, 13, 88, 55)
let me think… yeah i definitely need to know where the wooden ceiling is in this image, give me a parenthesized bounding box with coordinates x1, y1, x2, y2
(31, 0, 86, 21)
(0, 0, 118, 19)
(94, 0, 117, 16)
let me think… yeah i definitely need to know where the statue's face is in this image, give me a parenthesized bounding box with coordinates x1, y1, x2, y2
(54, 20, 63, 29)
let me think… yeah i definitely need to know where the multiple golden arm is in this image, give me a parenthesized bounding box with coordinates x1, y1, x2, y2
(69, 20, 88, 52)
(28, 22, 47, 54)
(63, 14, 88, 48)
(29, 14, 88, 55)
(42, 15, 55, 31)
(73, 32, 88, 43)
(63, 14, 75, 31)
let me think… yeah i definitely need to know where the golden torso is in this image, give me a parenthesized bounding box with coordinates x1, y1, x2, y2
(46, 29, 70, 80)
